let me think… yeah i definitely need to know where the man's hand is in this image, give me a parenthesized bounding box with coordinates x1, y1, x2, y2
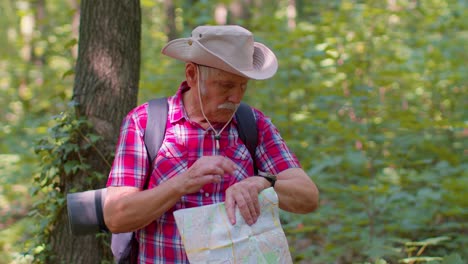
(225, 176, 270, 226)
(174, 156, 237, 195)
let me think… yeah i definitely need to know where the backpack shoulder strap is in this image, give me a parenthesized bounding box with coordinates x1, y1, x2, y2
(110, 98, 168, 262)
(235, 102, 258, 175)
(144, 97, 168, 187)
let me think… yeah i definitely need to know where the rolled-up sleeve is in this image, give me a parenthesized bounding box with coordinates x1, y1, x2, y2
(254, 109, 301, 174)
(106, 103, 149, 189)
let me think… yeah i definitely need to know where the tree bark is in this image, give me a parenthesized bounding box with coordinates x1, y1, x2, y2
(68, 0, 80, 58)
(73, 0, 141, 140)
(287, 0, 297, 30)
(49, 0, 141, 263)
(164, 0, 177, 40)
(228, 0, 252, 24)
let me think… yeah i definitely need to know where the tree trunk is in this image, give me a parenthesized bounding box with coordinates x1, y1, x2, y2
(31, 0, 46, 66)
(49, 0, 141, 263)
(164, 0, 177, 40)
(73, 0, 141, 138)
(228, 0, 252, 24)
(68, 0, 80, 58)
(287, 0, 297, 30)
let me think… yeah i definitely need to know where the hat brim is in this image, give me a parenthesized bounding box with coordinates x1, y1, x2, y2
(162, 38, 278, 80)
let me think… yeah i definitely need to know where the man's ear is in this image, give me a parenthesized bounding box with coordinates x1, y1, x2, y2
(185, 63, 197, 87)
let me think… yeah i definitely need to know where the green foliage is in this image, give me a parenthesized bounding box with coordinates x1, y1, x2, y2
(1, 0, 466, 263)
(265, 0, 467, 263)
(0, 155, 35, 264)
(25, 105, 105, 263)
(0, 0, 76, 154)
(0, 217, 35, 264)
(0, 1, 82, 260)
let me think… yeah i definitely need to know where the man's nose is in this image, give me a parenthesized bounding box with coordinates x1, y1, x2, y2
(228, 87, 244, 103)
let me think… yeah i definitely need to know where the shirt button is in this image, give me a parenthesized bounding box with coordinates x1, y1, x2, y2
(205, 192, 210, 197)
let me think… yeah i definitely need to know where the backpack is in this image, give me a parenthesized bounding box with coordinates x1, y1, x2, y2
(67, 98, 258, 264)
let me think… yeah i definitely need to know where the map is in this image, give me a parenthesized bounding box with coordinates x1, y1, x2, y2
(173, 187, 293, 264)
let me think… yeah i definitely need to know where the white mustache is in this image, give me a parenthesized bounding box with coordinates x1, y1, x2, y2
(217, 103, 239, 111)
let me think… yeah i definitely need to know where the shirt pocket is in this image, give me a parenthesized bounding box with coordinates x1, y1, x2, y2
(223, 144, 251, 161)
(152, 141, 188, 184)
(160, 142, 186, 158)
(222, 144, 254, 183)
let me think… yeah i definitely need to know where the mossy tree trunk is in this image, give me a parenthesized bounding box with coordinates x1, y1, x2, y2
(49, 0, 141, 263)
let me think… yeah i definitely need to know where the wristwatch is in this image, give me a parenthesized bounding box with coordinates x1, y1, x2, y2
(256, 171, 277, 188)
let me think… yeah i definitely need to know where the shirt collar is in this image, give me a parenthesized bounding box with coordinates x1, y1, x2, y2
(168, 81, 190, 124)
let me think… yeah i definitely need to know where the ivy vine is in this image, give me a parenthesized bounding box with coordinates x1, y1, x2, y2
(25, 104, 109, 263)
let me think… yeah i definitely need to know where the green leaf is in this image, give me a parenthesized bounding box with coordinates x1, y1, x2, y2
(441, 254, 465, 264)
(62, 69, 75, 79)
(64, 38, 78, 49)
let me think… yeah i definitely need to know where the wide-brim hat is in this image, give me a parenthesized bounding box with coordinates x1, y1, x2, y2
(162, 25, 278, 80)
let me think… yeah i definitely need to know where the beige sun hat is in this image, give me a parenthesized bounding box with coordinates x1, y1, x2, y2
(161, 25, 278, 80)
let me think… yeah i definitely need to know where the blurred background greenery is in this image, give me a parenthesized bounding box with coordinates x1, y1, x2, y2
(0, 0, 466, 263)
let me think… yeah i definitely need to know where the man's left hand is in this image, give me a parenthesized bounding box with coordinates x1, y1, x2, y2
(224, 176, 270, 226)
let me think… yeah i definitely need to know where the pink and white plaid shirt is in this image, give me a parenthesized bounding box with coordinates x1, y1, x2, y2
(107, 81, 301, 263)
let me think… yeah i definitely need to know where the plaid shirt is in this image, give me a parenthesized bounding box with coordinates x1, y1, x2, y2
(107, 82, 300, 263)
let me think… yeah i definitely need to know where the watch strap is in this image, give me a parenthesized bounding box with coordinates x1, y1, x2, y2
(257, 171, 277, 187)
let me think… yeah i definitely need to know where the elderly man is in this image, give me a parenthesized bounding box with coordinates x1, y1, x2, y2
(104, 25, 319, 263)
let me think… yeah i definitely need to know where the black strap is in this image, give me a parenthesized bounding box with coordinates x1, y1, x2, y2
(235, 102, 258, 175)
(143, 98, 168, 189)
(95, 189, 107, 232)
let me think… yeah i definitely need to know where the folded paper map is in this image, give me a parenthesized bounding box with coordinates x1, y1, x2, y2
(173, 187, 293, 264)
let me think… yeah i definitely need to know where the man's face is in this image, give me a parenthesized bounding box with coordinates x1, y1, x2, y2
(198, 67, 249, 123)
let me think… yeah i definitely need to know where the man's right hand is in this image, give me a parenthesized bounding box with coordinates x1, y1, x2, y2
(105, 156, 237, 233)
(174, 156, 237, 195)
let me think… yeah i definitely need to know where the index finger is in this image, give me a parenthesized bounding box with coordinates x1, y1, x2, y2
(225, 194, 236, 225)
